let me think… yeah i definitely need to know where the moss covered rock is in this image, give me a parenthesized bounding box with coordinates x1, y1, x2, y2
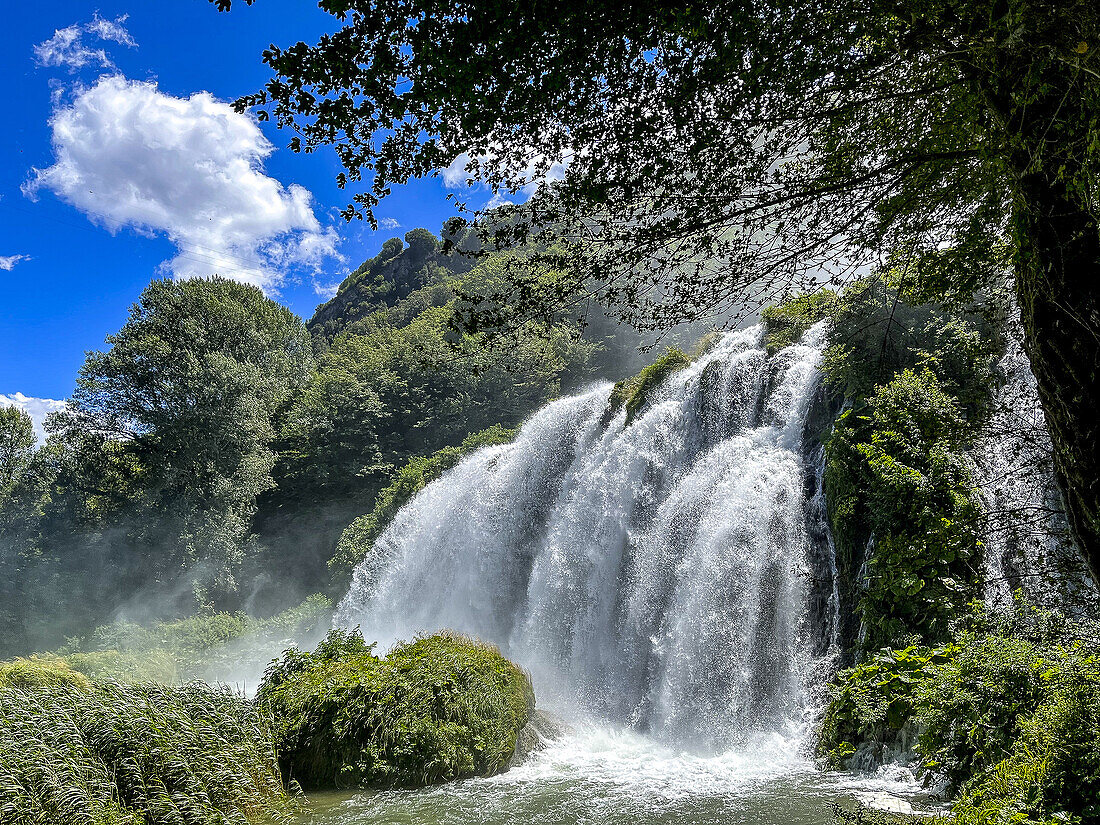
(258, 629, 534, 790)
(607, 347, 692, 425)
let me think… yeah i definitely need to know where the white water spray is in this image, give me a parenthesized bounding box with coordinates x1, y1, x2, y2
(336, 324, 831, 749)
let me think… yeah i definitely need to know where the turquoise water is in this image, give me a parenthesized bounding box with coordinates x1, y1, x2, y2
(297, 724, 928, 825)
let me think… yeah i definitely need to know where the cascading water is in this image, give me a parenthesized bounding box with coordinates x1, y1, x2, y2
(336, 322, 833, 750)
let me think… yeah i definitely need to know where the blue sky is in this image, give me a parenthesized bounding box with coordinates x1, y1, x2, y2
(1, 0, 482, 414)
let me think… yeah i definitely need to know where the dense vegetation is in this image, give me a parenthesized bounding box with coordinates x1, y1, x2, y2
(0, 659, 293, 824)
(755, 275, 1100, 822)
(773, 273, 1006, 656)
(256, 629, 533, 789)
(819, 604, 1100, 825)
(0, 229, 659, 653)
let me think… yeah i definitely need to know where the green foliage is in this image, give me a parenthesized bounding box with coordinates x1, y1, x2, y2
(761, 289, 838, 353)
(607, 348, 692, 425)
(0, 278, 316, 654)
(826, 369, 983, 649)
(328, 425, 516, 593)
(916, 634, 1048, 791)
(951, 652, 1100, 825)
(0, 406, 35, 492)
(818, 645, 956, 768)
(265, 245, 594, 585)
(53, 595, 333, 684)
(821, 604, 1100, 825)
(257, 629, 533, 790)
(314, 228, 472, 340)
(0, 657, 92, 691)
(0, 679, 292, 825)
(821, 276, 1001, 419)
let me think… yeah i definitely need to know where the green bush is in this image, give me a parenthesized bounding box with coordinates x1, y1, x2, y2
(818, 645, 956, 768)
(0, 679, 292, 825)
(328, 425, 516, 593)
(825, 370, 982, 650)
(820, 275, 1000, 417)
(950, 647, 1100, 825)
(0, 657, 92, 691)
(916, 634, 1047, 791)
(820, 606, 1100, 825)
(257, 629, 534, 790)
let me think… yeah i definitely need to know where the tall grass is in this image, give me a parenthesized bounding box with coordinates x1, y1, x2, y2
(0, 663, 294, 825)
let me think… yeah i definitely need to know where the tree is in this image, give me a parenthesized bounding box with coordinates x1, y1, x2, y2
(0, 407, 35, 491)
(210, 0, 1100, 578)
(50, 277, 315, 609)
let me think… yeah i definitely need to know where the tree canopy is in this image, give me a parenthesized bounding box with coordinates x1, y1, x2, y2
(211, 0, 1100, 577)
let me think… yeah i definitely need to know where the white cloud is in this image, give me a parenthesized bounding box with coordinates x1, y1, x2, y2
(24, 76, 342, 294)
(0, 393, 66, 444)
(85, 14, 137, 47)
(312, 277, 340, 299)
(0, 254, 30, 271)
(34, 13, 135, 72)
(378, 217, 401, 230)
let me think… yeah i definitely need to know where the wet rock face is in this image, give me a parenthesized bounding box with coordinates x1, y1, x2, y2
(1013, 174, 1100, 584)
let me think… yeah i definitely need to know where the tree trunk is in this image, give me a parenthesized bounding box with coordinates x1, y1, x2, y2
(1013, 175, 1100, 584)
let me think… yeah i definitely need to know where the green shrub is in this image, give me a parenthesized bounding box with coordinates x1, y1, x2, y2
(328, 425, 516, 593)
(0, 679, 292, 824)
(258, 629, 533, 790)
(607, 347, 692, 425)
(915, 634, 1047, 791)
(951, 648, 1100, 825)
(818, 645, 956, 768)
(820, 606, 1100, 825)
(0, 657, 92, 691)
(820, 275, 1000, 417)
(826, 370, 982, 650)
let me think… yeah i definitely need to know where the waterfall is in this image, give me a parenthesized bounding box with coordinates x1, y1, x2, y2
(336, 323, 832, 750)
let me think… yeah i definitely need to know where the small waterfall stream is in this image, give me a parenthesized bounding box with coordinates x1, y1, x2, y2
(336, 323, 834, 749)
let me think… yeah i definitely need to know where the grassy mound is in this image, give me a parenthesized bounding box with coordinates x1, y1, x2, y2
(0, 656, 93, 691)
(258, 628, 534, 790)
(0, 677, 292, 825)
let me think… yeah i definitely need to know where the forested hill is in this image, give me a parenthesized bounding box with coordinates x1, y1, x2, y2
(308, 228, 476, 340)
